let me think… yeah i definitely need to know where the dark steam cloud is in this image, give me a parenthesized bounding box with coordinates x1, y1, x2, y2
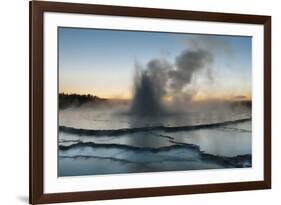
(169, 49, 213, 91)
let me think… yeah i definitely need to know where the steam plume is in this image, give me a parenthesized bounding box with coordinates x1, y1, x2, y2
(130, 48, 214, 116)
(169, 49, 213, 91)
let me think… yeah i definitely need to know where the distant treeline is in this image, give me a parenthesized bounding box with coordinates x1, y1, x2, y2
(59, 93, 106, 109)
(58, 93, 251, 110)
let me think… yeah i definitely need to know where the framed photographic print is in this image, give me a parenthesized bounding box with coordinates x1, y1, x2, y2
(30, 1, 271, 204)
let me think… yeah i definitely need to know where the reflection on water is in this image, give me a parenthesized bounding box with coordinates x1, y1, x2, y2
(59, 149, 224, 176)
(59, 106, 251, 130)
(59, 121, 251, 157)
(58, 106, 252, 176)
(159, 121, 251, 157)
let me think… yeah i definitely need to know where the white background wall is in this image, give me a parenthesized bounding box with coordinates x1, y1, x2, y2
(0, 0, 279, 204)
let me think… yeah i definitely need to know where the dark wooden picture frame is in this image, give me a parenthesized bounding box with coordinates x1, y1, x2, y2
(30, 1, 271, 204)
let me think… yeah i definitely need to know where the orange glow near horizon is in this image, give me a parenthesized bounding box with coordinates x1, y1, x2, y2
(60, 87, 251, 102)
(59, 87, 132, 100)
(191, 91, 251, 102)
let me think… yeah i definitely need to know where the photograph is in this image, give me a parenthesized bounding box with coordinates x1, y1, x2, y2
(29, 1, 271, 204)
(58, 27, 252, 177)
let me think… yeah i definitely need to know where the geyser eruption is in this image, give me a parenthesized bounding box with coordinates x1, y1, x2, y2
(130, 71, 163, 116)
(130, 48, 213, 117)
(130, 59, 170, 116)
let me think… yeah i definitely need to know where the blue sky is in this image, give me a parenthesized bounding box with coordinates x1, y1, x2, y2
(58, 27, 251, 100)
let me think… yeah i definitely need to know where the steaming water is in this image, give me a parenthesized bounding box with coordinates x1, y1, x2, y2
(58, 106, 252, 176)
(59, 105, 250, 130)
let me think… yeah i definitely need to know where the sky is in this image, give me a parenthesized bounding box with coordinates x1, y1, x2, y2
(58, 27, 252, 101)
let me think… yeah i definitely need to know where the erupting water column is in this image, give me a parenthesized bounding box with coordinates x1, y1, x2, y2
(130, 70, 164, 116)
